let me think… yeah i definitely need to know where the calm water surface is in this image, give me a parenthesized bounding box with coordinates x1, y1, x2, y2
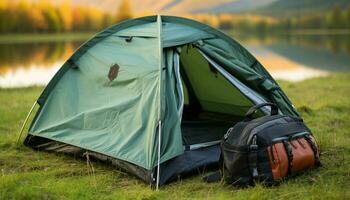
(0, 33, 349, 88)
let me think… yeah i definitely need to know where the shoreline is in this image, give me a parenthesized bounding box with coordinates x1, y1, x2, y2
(0, 32, 95, 44)
(1, 30, 350, 43)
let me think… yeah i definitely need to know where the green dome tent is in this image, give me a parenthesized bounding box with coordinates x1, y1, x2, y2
(23, 15, 300, 187)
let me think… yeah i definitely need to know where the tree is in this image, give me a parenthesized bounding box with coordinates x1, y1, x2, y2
(58, 0, 73, 32)
(115, 0, 132, 22)
(329, 4, 343, 29)
(15, 0, 31, 32)
(101, 14, 114, 29)
(256, 20, 268, 33)
(346, 5, 350, 29)
(29, 4, 48, 32)
(218, 14, 234, 30)
(72, 7, 84, 31)
(43, 5, 62, 32)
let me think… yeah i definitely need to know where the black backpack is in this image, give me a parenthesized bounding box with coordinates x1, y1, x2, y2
(205, 103, 321, 186)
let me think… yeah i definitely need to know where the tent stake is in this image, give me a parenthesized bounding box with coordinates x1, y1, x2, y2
(17, 101, 37, 145)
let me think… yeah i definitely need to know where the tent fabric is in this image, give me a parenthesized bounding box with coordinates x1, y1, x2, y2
(23, 135, 155, 183)
(199, 51, 271, 115)
(24, 133, 220, 186)
(194, 41, 299, 116)
(35, 15, 298, 117)
(25, 15, 300, 185)
(30, 22, 163, 169)
(179, 45, 254, 116)
(159, 48, 184, 165)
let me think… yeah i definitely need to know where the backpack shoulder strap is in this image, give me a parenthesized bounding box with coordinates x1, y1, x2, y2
(203, 171, 221, 183)
(203, 153, 223, 183)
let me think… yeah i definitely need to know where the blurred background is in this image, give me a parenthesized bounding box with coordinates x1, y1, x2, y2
(0, 0, 349, 88)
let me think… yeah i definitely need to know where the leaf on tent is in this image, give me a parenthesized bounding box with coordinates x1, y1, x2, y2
(108, 63, 120, 81)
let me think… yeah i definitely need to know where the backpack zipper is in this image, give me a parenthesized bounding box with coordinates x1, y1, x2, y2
(270, 131, 310, 143)
(246, 116, 287, 145)
(290, 131, 309, 139)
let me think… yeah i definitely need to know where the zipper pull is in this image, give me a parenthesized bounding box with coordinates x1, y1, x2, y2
(224, 127, 233, 140)
(270, 146, 276, 164)
(249, 135, 258, 151)
(249, 135, 259, 179)
(252, 134, 257, 145)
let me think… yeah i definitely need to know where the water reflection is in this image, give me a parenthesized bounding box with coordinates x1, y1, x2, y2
(234, 33, 350, 58)
(0, 42, 80, 74)
(245, 45, 328, 81)
(235, 33, 350, 72)
(0, 41, 81, 87)
(0, 62, 61, 88)
(0, 34, 349, 88)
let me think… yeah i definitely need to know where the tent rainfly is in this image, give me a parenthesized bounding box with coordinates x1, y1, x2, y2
(23, 15, 300, 187)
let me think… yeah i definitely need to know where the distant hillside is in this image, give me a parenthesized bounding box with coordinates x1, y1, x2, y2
(91, 0, 233, 14)
(23, 0, 350, 16)
(28, 0, 173, 14)
(159, 0, 232, 14)
(257, 0, 350, 17)
(26, 0, 275, 15)
(192, 0, 277, 13)
(192, 0, 350, 16)
(27, 0, 236, 14)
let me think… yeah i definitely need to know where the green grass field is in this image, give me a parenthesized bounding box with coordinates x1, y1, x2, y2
(0, 74, 349, 199)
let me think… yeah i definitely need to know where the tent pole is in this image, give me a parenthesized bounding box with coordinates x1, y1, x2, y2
(156, 14, 162, 191)
(156, 120, 162, 190)
(17, 101, 37, 145)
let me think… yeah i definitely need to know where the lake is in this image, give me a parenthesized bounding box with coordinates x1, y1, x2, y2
(0, 33, 349, 88)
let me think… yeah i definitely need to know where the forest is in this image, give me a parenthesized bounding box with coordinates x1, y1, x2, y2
(0, 0, 131, 33)
(0, 0, 350, 33)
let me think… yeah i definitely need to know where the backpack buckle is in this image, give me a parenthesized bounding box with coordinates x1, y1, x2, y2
(249, 144, 258, 152)
(224, 127, 233, 140)
(252, 168, 259, 178)
(249, 143, 259, 179)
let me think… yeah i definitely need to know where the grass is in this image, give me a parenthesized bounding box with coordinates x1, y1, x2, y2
(0, 74, 349, 199)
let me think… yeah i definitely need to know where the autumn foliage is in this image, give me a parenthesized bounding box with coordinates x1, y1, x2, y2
(0, 0, 132, 33)
(1, 0, 350, 34)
